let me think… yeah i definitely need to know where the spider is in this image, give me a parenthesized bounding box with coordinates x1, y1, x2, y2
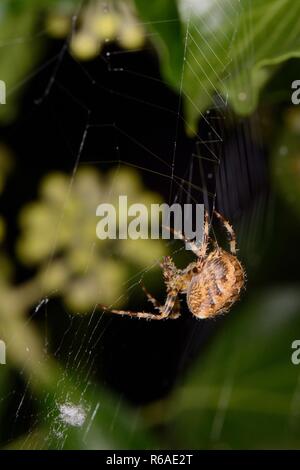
(100, 210, 245, 320)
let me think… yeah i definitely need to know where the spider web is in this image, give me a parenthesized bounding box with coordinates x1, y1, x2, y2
(0, 0, 271, 449)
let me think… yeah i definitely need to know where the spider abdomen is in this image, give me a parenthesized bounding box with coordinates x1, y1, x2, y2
(186, 249, 245, 319)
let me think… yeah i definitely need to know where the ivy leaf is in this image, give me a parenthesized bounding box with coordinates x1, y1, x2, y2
(136, 0, 300, 133)
(161, 287, 300, 448)
(134, 0, 184, 92)
(223, 0, 300, 116)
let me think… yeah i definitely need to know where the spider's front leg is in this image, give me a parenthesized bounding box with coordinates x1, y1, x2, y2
(162, 210, 210, 260)
(214, 210, 237, 254)
(160, 256, 178, 287)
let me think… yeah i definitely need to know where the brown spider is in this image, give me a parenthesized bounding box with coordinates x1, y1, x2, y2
(100, 210, 245, 320)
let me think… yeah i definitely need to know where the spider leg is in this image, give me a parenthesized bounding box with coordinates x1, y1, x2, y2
(160, 256, 178, 286)
(162, 224, 199, 255)
(142, 283, 181, 319)
(141, 283, 161, 310)
(168, 299, 181, 319)
(214, 210, 237, 254)
(196, 209, 210, 259)
(99, 290, 179, 321)
(159, 291, 179, 317)
(99, 306, 166, 320)
(163, 210, 210, 259)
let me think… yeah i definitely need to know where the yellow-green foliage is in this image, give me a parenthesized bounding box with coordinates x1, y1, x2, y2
(17, 167, 165, 312)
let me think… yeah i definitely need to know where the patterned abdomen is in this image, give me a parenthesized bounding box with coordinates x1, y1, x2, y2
(186, 249, 245, 319)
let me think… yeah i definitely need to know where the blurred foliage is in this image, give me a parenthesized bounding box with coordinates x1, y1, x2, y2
(273, 107, 300, 219)
(0, 0, 300, 453)
(47, 0, 145, 60)
(0, 155, 164, 448)
(2, 0, 300, 129)
(134, 0, 184, 92)
(64, 1, 145, 61)
(0, 0, 145, 122)
(17, 167, 164, 312)
(0, 5, 42, 123)
(5, 366, 157, 450)
(148, 287, 300, 448)
(137, 0, 300, 132)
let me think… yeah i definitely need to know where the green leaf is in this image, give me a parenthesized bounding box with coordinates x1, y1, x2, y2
(161, 286, 300, 448)
(0, 7, 43, 123)
(135, 0, 300, 132)
(180, 0, 241, 134)
(224, 0, 300, 116)
(3, 0, 79, 13)
(134, 0, 184, 91)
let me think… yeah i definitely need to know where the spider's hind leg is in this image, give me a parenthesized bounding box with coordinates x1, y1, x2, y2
(142, 283, 181, 319)
(169, 299, 181, 319)
(214, 210, 237, 254)
(100, 306, 169, 320)
(99, 285, 180, 321)
(141, 283, 161, 311)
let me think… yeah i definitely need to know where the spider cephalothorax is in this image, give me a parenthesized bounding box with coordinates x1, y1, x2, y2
(101, 210, 245, 320)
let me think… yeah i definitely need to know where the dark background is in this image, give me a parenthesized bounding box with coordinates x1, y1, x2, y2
(0, 36, 274, 414)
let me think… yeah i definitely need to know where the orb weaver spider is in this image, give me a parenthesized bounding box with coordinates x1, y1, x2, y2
(100, 210, 245, 320)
